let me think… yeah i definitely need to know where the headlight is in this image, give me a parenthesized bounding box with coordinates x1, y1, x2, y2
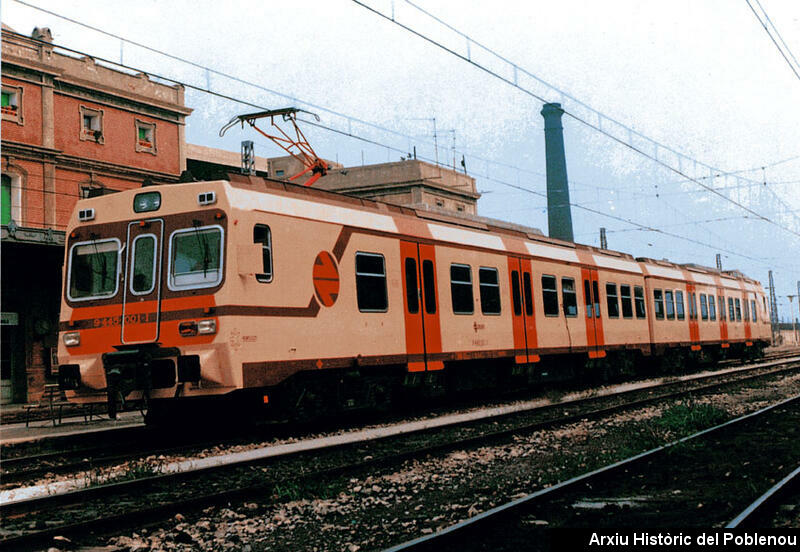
(63, 332, 81, 347)
(197, 319, 217, 335)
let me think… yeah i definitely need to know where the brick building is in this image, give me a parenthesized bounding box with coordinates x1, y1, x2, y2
(0, 26, 191, 403)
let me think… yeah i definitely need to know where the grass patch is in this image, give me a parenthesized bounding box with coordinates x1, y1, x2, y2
(654, 401, 729, 436)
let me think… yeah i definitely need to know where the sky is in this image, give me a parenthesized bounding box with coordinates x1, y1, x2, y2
(3, 0, 800, 319)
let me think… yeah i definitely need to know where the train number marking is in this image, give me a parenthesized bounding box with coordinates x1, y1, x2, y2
(312, 251, 340, 308)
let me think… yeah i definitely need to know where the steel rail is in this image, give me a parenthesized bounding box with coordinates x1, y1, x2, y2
(382, 393, 800, 551)
(3, 357, 798, 509)
(4, 353, 797, 485)
(726, 463, 800, 528)
(2, 362, 798, 550)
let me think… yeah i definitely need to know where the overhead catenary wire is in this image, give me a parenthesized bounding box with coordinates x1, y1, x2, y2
(745, 0, 800, 83)
(2, 13, 798, 272)
(351, 0, 800, 239)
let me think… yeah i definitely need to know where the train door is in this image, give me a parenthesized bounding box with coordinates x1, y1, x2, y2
(399, 241, 443, 371)
(582, 268, 605, 358)
(507, 257, 539, 364)
(121, 219, 164, 344)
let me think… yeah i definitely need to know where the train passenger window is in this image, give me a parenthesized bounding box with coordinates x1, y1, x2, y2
(523, 273, 534, 316)
(751, 300, 757, 322)
(735, 298, 742, 321)
(253, 224, 272, 283)
(634, 286, 646, 318)
(709, 295, 716, 321)
(479, 267, 501, 315)
(606, 283, 620, 318)
(620, 285, 633, 318)
(450, 264, 474, 314)
(592, 280, 601, 318)
(511, 270, 522, 316)
(675, 290, 685, 320)
(664, 290, 675, 320)
(130, 234, 156, 295)
(728, 297, 735, 321)
(561, 277, 578, 317)
(584, 280, 593, 318)
(743, 300, 749, 322)
(541, 275, 558, 316)
(422, 260, 436, 315)
(355, 252, 388, 312)
(68, 238, 121, 300)
(169, 226, 223, 290)
(654, 289, 664, 320)
(700, 294, 708, 320)
(404, 258, 419, 314)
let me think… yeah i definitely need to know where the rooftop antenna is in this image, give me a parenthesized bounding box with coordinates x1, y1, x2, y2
(220, 107, 328, 187)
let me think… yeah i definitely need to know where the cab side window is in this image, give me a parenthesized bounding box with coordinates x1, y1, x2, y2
(254, 224, 272, 283)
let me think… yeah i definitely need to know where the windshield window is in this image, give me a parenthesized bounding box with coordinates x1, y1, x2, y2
(169, 226, 223, 289)
(68, 239, 120, 300)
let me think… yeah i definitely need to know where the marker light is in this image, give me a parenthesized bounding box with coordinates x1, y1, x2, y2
(197, 319, 217, 335)
(63, 332, 81, 347)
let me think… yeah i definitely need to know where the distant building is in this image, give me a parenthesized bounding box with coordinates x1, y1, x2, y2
(316, 159, 480, 216)
(0, 26, 191, 403)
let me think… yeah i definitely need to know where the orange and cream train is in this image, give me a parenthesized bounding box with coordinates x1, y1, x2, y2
(57, 175, 772, 419)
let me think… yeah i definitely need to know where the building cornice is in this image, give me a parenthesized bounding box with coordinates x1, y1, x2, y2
(2, 140, 181, 182)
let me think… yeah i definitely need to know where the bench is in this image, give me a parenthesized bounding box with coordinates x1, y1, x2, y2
(23, 384, 70, 427)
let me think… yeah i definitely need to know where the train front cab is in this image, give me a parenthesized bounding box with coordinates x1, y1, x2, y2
(58, 183, 235, 417)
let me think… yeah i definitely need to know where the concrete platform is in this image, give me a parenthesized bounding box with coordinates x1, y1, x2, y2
(0, 409, 144, 445)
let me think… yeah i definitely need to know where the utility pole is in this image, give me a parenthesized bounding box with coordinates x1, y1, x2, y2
(768, 270, 779, 344)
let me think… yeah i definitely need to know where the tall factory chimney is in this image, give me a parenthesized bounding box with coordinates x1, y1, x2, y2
(541, 103, 574, 242)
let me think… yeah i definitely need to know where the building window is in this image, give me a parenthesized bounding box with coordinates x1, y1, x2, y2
(1, 174, 11, 225)
(654, 289, 664, 320)
(709, 295, 716, 321)
(135, 119, 157, 154)
(607, 283, 620, 318)
(253, 224, 272, 283)
(456, 204, 465, 212)
(700, 294, 708, 320)
(541, 275, 559, 316)
(450, 264, 474, 314)
(634, 286, 646, 318)
(675, 290, 685, 320)
(356, 252, 387, 312)
(275, 169, 285, 177)
(479, 267, 501, 315)
(80, 106, 104, 143)
(1, 86, 22, 124)
(435, 199, 444, 208)
(562, 277, 578, 317)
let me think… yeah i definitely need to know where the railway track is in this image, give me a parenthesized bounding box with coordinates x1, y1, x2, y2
(3, 353, 798, 488)
(1, 357, 798, 550)
(383, 395, 800, 552)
